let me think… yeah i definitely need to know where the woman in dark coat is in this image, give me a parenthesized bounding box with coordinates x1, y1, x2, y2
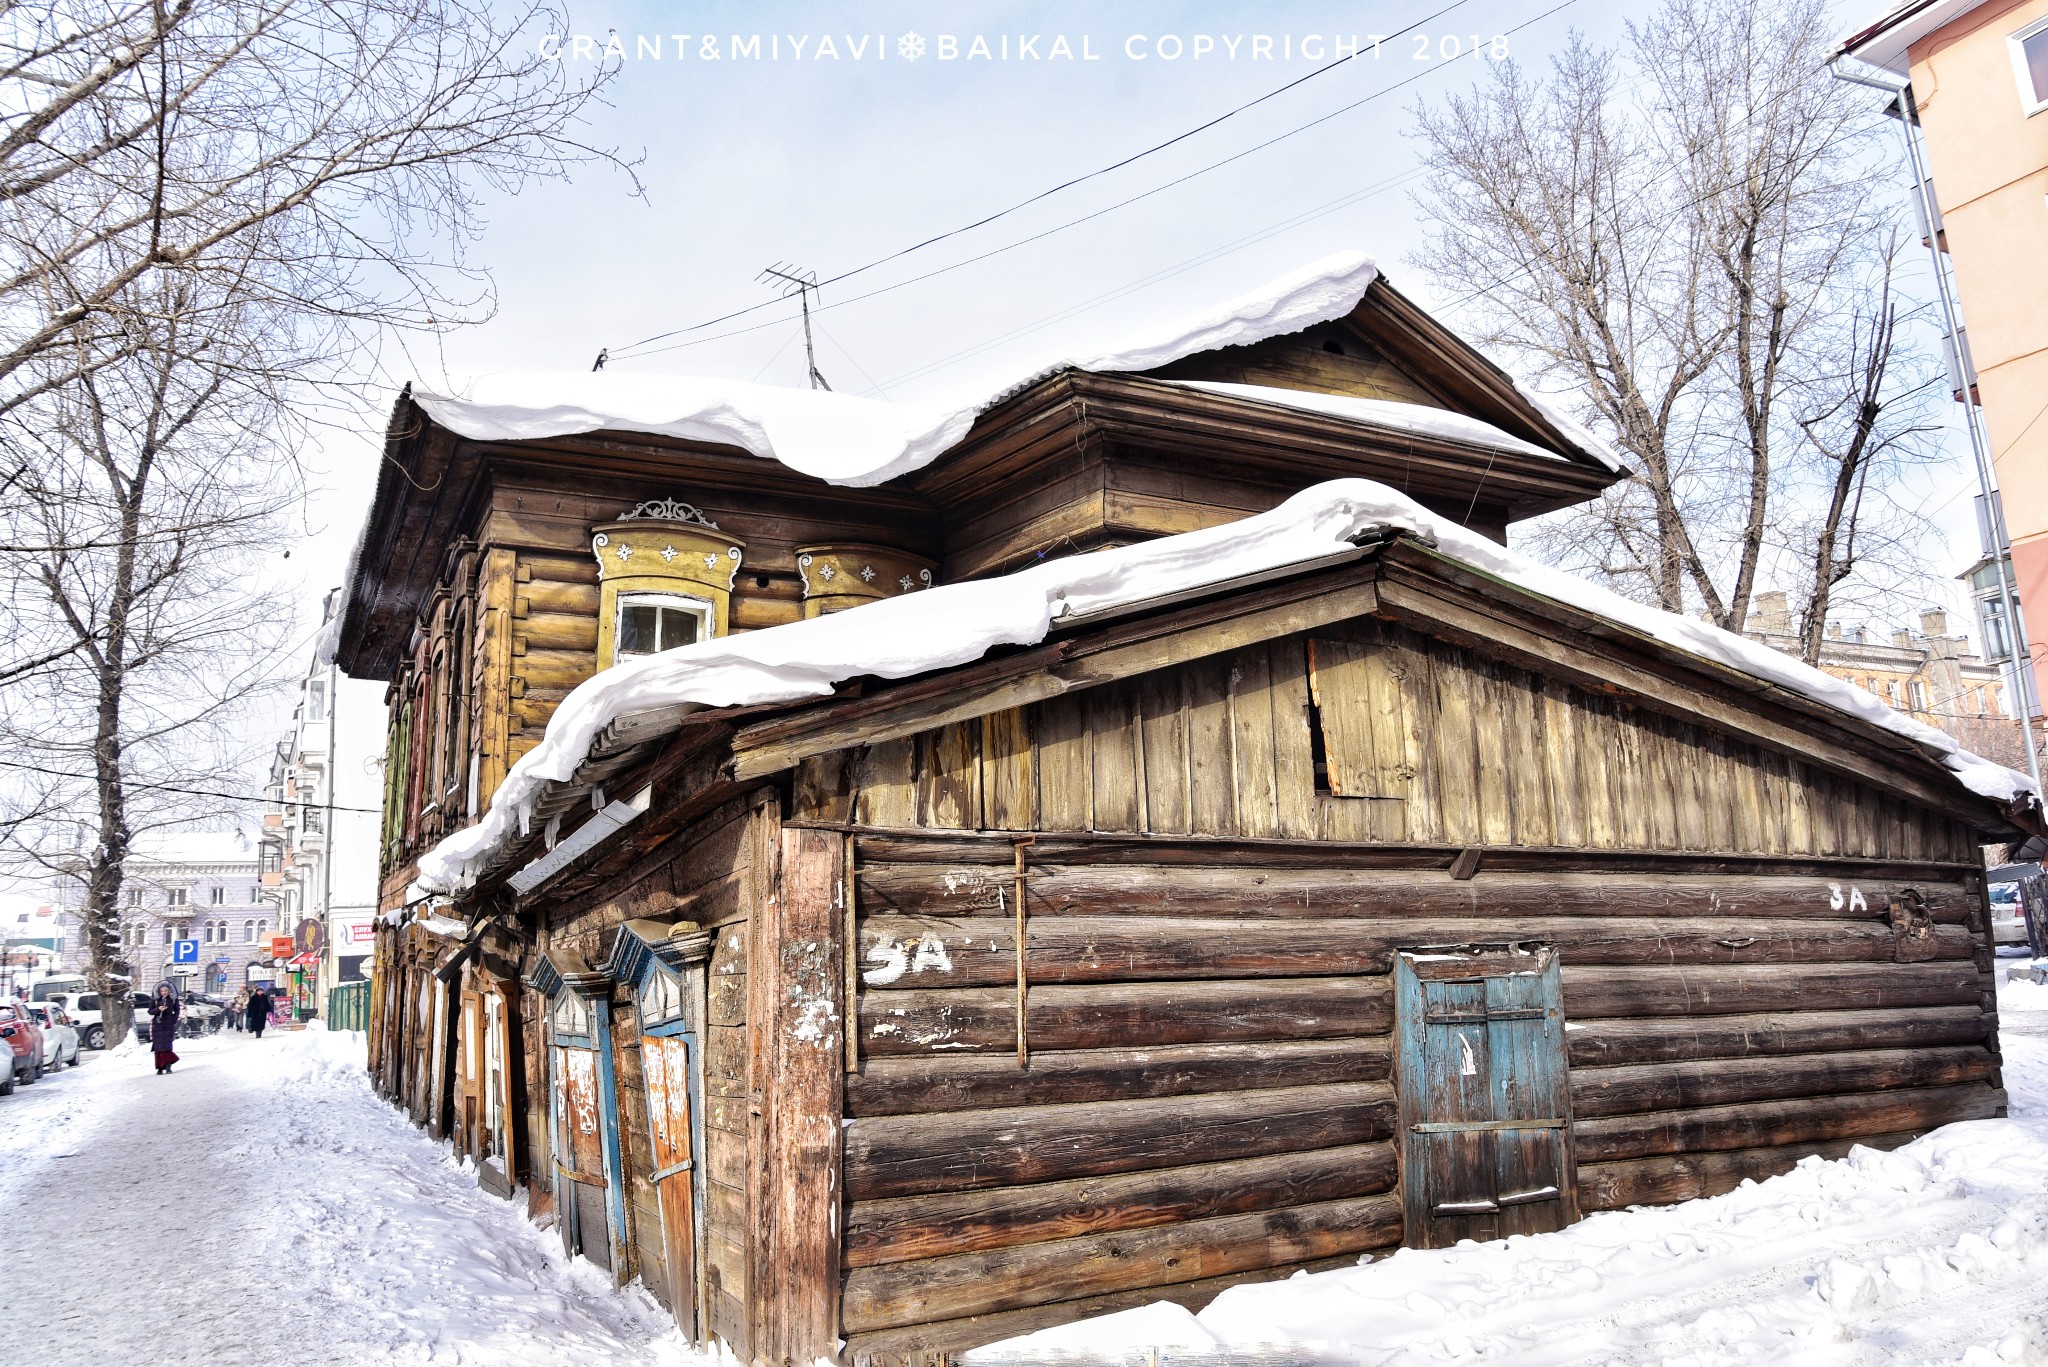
(245, 986, 270, 1039)
(148, 983, 181, 1074)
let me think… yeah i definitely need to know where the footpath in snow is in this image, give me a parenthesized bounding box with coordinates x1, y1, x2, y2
(8, 982, 2048, 1365)
(0, 1027, 708, 1366)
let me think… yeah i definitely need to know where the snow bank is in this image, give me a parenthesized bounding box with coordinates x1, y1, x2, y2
(971, 1106, 2048, 1364)
(412, 477, 2029, 897)
(1170, 380, 1566, 461)
(410, 253, 1384, 490)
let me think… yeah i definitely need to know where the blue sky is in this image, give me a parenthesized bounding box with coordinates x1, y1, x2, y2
(292, 0, 1981, 663)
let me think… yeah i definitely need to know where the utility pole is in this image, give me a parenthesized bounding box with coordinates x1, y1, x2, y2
(758, 263, 832, 390)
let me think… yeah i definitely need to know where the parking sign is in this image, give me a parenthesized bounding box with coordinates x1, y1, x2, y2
(170, 938, 199, 965)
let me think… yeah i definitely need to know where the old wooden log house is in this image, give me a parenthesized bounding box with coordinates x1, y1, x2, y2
(333, 255, 2037, 1365)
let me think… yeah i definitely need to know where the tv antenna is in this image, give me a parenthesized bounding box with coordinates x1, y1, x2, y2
(757, 263, 832, 390)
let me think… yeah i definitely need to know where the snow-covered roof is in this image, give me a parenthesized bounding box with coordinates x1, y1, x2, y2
(410, 252, 1382, 489)
(402, 251, 1619, 491)
(128, 830, 260, 869)
(1838, 0, 1982, 74)
(412, 477, 2031, 896)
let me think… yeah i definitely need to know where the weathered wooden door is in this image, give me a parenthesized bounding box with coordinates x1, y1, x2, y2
(459, 990, 482, 1155)
(557, 1044, 614, 1271)
(478, 990, 513, 1196)
(1395, 944, 1577, 1248)
(641, 1032, 698, 1331)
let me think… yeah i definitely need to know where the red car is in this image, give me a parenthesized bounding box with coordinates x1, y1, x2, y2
(0, 1001, 45, 1094)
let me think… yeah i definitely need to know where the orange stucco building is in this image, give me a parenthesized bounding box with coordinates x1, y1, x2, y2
(1844, 0, 2048, 713)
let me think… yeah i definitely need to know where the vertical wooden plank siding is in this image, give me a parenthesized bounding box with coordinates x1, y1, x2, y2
(980, 708, 1038, 832)
(1185, 656, 1237, 836)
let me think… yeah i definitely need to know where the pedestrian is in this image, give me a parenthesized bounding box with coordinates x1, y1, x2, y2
(149, 982, 181, 1075)
(229, 987, 247, 1032)
(246, 984, 270, 1039)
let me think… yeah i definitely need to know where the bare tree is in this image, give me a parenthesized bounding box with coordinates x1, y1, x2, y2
(0, 0, 634, 1039)
(1409, 0, 1937, 635)
(0, 0, 632, 415)
(1, 268, 300, 1043)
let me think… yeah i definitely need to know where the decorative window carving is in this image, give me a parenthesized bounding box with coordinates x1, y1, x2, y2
(553, 990, 592, 1038)
(620, 498, 719, 528)
(637, 965, 684, 1025)
(592, 501, 744, 666)
(796, 544, 937, 619)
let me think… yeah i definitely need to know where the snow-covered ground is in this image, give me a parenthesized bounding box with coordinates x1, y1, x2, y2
(8, 981, 2048, 1365)
(976, 963, 2048, 1366)
(0, 1027, 709, 1366)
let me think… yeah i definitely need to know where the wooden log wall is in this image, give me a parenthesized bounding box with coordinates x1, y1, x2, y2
(804, 617, 2003, 1362)
(834, 836, 2000, 1360)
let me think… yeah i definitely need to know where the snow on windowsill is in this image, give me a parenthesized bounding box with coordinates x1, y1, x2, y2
(410, 477, 2032, 897)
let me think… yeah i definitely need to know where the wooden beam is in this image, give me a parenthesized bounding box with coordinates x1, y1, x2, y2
(754, 825, 846, 1365)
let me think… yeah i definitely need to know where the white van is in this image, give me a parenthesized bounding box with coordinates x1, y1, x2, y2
(29, 977, 106, 1050)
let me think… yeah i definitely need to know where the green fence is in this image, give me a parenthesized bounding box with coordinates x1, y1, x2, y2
(326, 980, 370, 1033)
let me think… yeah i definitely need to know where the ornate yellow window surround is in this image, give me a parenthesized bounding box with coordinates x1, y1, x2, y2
(591, 499, 745, 666)
(796, 544, 937, 618)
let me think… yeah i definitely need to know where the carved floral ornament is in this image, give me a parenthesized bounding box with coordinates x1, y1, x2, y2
(618, 497, 719, 529)
(796, 545, 937, 602)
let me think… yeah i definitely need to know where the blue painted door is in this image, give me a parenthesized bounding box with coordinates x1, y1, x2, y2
(1395, 944, 1577, 1248)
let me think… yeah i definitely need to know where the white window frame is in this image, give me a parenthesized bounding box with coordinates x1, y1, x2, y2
(1909, 679, 1929, 711)
(2014, 13, 2048, 116)
(165, 887, 188, 908)
(613, 590, 713, 661)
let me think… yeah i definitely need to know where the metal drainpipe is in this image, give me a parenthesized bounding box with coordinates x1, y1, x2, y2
(322, 652, 339, 1015)
(1829, 56, 2046, 799)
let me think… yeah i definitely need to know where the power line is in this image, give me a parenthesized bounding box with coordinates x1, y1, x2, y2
(608, 0, 1478, 359)
(0, 757, 384, 815)
(622, 1, 1578, 367)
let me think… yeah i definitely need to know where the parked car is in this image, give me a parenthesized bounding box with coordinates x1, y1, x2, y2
(132, 990, 224, 1042)
(0, 1001, 46, 1093)
(180, 994, 227, 1037)
(24, 1004, 80, 1071)
(29, 987, 107, 1050)
(1989, 862, 2041, 948)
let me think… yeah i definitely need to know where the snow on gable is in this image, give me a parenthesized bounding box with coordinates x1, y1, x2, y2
(412, 477, 2031, 896)
(1170, 381, 1566, 462)
(405, 252, 1381, 490)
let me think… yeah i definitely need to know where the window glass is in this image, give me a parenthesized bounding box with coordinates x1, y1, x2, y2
(617, 599, 703, 660)
(2023, 26, 2048, 106)
(244, 920, 255, 943)
(210, 886, 225, 905)
(162, 925, 173, 945)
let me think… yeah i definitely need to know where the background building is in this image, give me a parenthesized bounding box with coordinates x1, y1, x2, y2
(1842, 0, 2048, 720)
(1747, 590, 2031, 769)
(262, 587, 385, 1018)
(56, 831, 273, 998)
